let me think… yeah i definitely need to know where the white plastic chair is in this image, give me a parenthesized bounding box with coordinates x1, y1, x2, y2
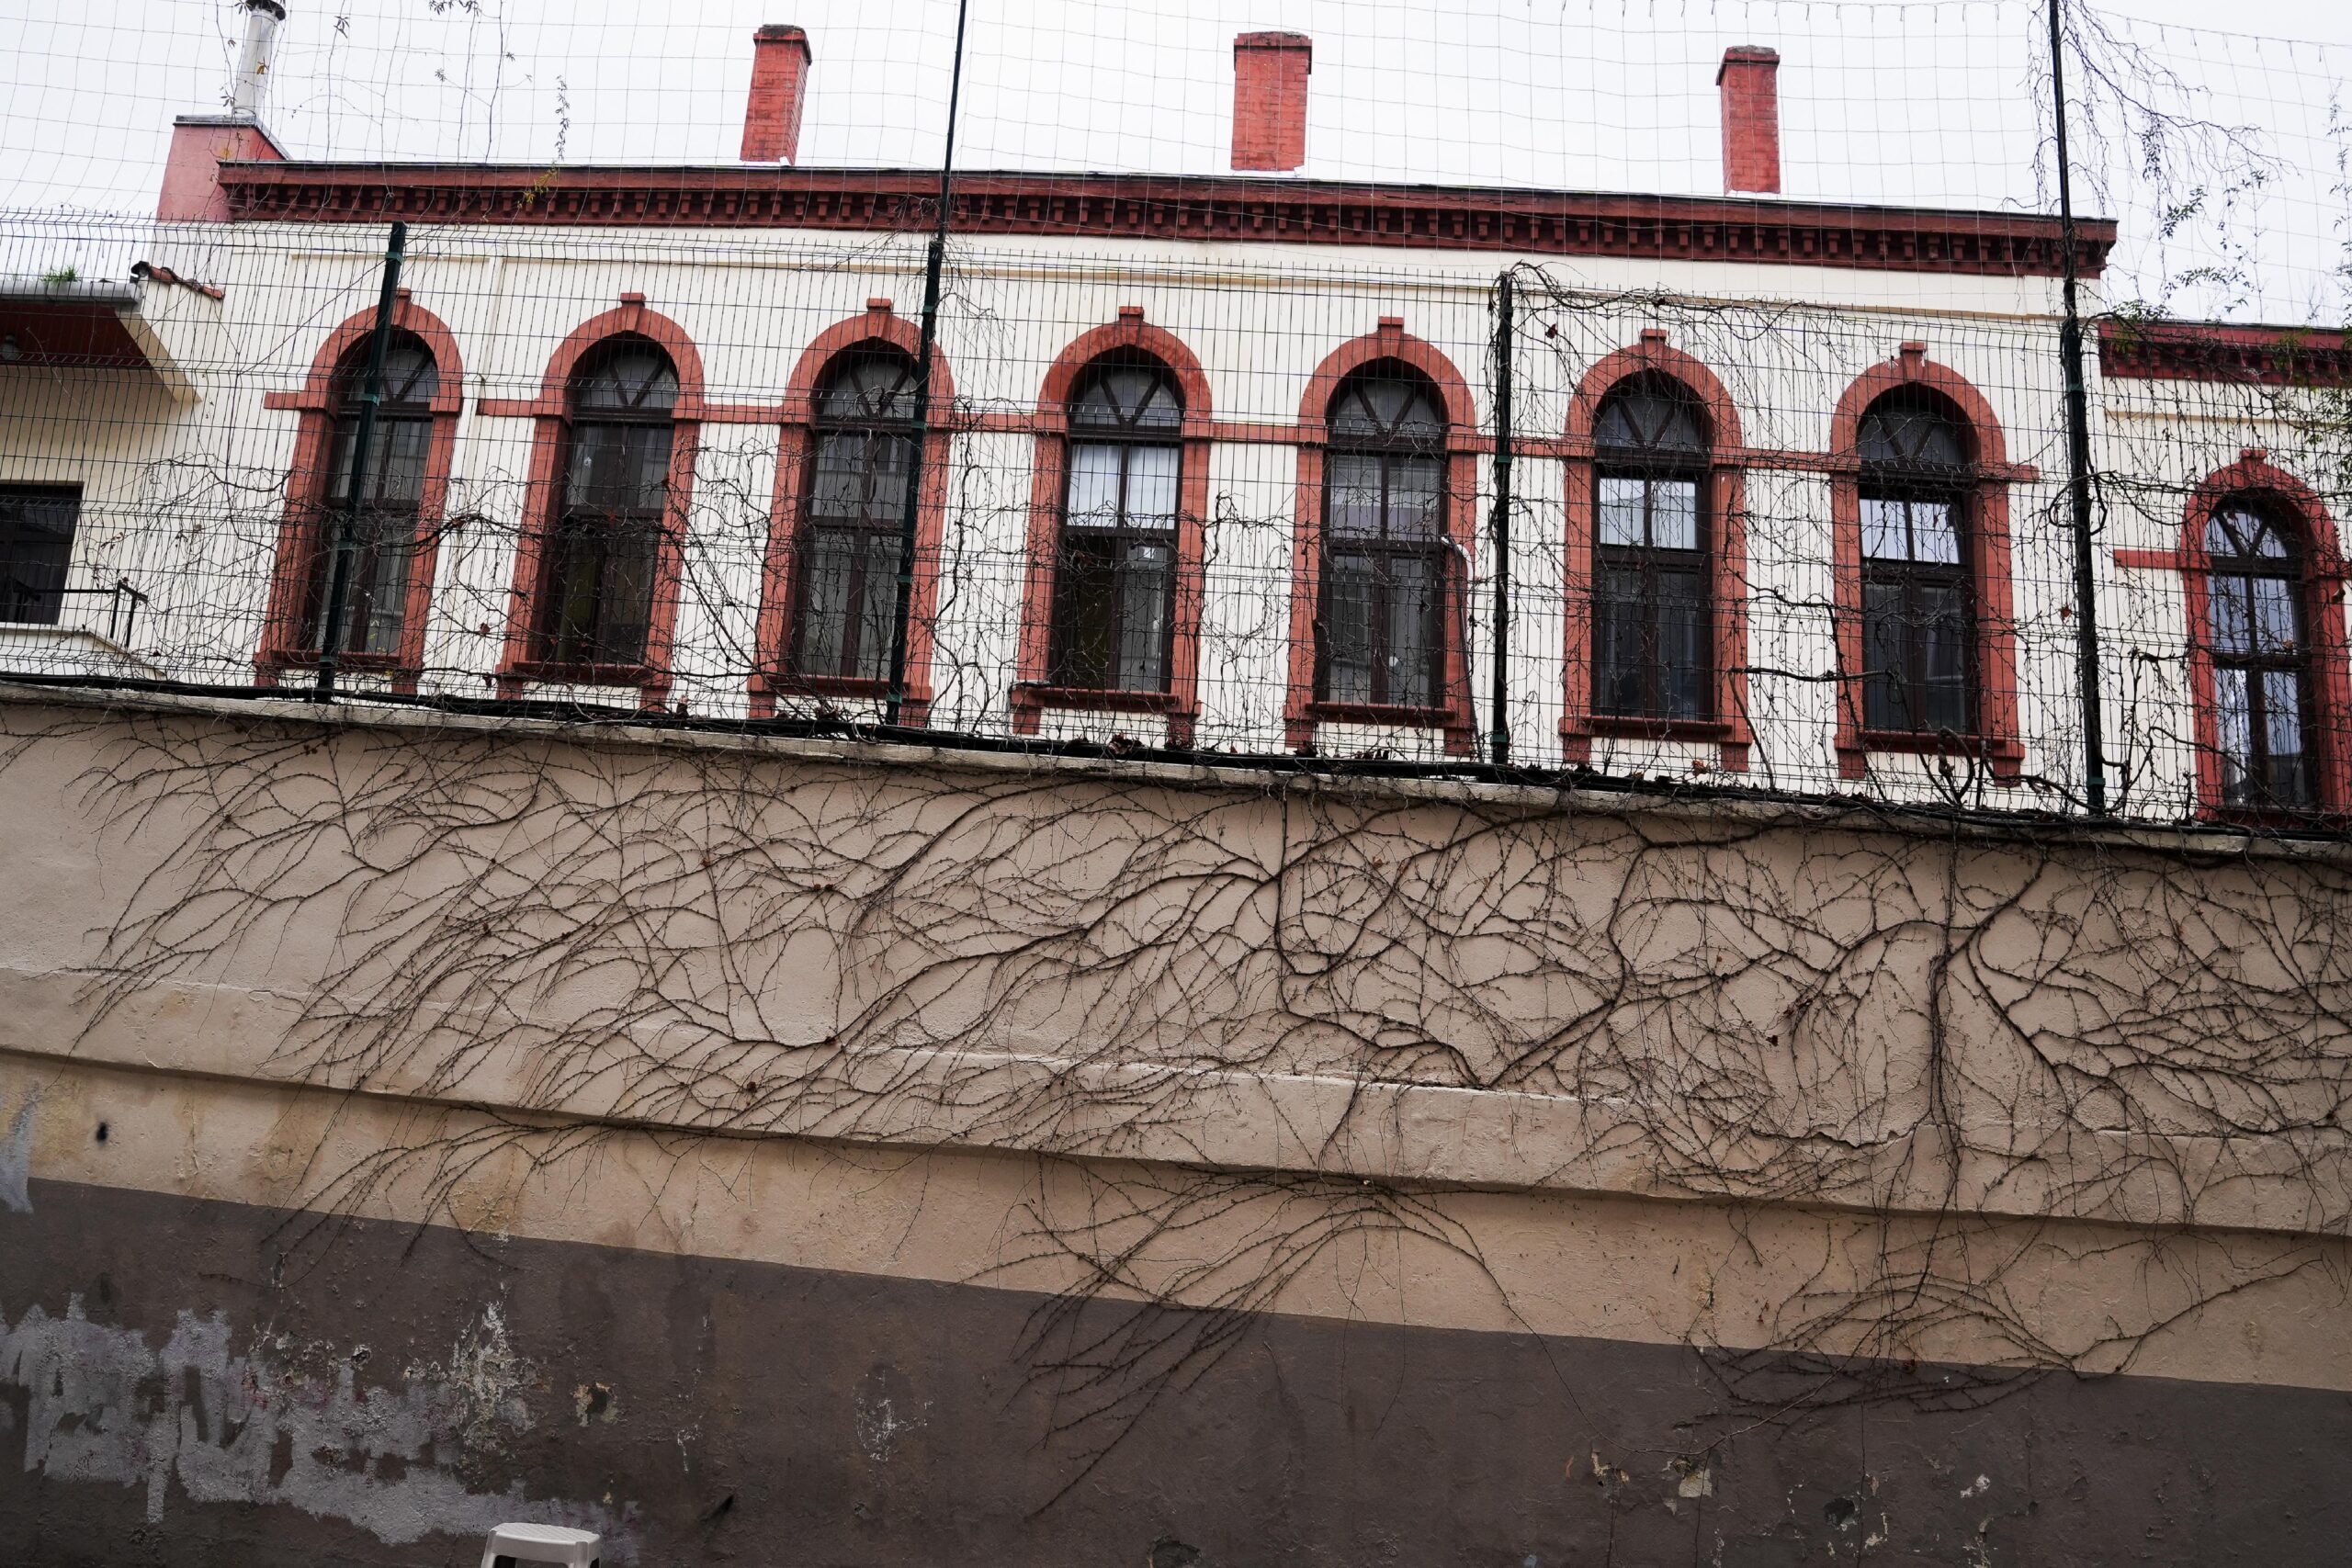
(480, 1522, 602, 1568)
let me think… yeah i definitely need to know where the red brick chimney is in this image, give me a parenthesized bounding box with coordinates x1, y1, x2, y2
(1716, 46, 1781, 195)
(742, 25, 814, 164)
(1232, 32, 1311, 173)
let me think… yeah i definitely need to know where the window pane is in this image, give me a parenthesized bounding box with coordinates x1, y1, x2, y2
(597, 523, 658, 664)
(1659, 568, 1709, 719)
(1329, 455, 1383, 540)
(2209, 575, 2254, 656)
(346, 513, 413, 655)
(2214, 667, 2255, 805)
(1067, 444, 1122, 528)
(1322, 552, 1377, 704)
(1860, 399, 1965, 468)
(547, 525, 605, 662)
(0, 488, 79, 626)
(1593, 562, 1645, 715)
(331, 415, 431, 504)
(854, 532, 899, 682)
(1598, 477, 1645, 547)
(1051, 534, 1119, 689)
(1862, 579, 1906, 731)
(1117, 541, 1173, 691)
(2248, 575, 2299, 654)
(2262, 671, 2310, 806)
(544, 516, 658, 666)
(1384, 553, 1437, 707)
(631, 424, 675, 508)
(1920, 581, 1971, 731)
(795, 528, 856, 674)
(1861, 498, 1907, 561)
(568, 423, 670, 513)
(1387, 457, 1443, 542)
(1910, 501, 1961, 565)
(1650, 479, 1699, 551)
(1363, 378, 1413, 432)
(1125, 445, 1180, 529)
(809, 434, 869, 520)
(575, 346, 677, 413)
(819, 354, 916, 422)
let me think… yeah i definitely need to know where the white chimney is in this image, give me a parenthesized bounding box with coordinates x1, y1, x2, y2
(231, 0, 286, 118)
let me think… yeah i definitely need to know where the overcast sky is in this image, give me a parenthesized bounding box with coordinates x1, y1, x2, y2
(2, 0, 2348, 319)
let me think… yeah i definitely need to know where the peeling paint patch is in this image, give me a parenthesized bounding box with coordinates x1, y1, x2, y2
(0, 1090, 35, 1213)
(0, 1297, 633, 1558)
(854, 1366, 927, 1463)
(405, 1303, 537, 1455)
(1670, 1456, 1713, 1499)
(1961, 1472, 1991, 1498)
(575, 1381, 618, 1427)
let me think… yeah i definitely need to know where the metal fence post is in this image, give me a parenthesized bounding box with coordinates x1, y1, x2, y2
(2048, 0, 2109, 813)
(883, 0, 971, 728)
(1488, 270, 1515, 766)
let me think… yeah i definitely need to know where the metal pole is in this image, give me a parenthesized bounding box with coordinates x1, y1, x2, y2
(1487, 271, 1515, 766)
(884, 0, 971, 727)
(2047, 0, 2109, 813)
(315, 220, 408, 697)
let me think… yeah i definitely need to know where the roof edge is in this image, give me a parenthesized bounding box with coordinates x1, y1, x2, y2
(209, 163, 2116, 280)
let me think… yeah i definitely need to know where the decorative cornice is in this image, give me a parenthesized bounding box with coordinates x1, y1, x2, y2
(2098, 319, 2352, 386)
(215, 164, 2114, 278)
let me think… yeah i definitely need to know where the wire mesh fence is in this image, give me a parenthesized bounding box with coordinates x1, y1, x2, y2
(2, 0, 2350, 831)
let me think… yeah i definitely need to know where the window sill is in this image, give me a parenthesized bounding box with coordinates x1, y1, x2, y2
(2201, 802, 2348, 829)
(257, 648, 409, 674)
(503, 660, 662, 688)
(1014, 683, 1183, 716)
(1845, 728, 2026, 778)
(1576, 714, 1732, 742)
(1306, 700, 1459, 729)
(753, 671, 893, 699)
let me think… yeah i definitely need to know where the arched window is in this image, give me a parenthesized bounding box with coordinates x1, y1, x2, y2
(790, 349, 918, 682)
(1592, 374, 1711, 720)
(1317, 364, 1449, 710)
(2203, 498, 2315, 810)
(305, 332, 437, 656)
(1858, 389, 1974, 735)
(537, 336, 678, 670)
(1047, 352, 1183, 693)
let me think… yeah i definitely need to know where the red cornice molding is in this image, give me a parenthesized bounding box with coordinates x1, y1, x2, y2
(214, 163, 2114, 279)
(2098, 319, 2352, 386)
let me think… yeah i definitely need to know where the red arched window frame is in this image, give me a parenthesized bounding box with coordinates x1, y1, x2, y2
(1283, 318, 1478, 756)
(494, 296, 705, 708)
(257, 291, 463, 691)
(2180, 451, 2352, 818)
(1012, 307, 1214, 747)
(1829, 344, 2027, 781)
(1560, 331, 1753, 772)
(750, 299, 956, 726)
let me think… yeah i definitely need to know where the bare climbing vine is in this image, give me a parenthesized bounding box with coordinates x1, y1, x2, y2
(8, 687, 2348, 1493)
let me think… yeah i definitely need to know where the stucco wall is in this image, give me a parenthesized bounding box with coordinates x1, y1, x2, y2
(1, 686, 2347, 1557)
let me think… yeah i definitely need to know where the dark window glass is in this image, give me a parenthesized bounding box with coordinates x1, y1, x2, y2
(1858, 392, 1975, 734)
(1048, 352, 1182, 693)
(2205, 501, 2315, 810)
(1592, 375, 1711, 721)
(790, 351, 918, 682)
(1317, 364, 1447, 709)
(0, 485, 79, 625)
(538, 338, 678, 669)
(302, 334, 437, 656)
